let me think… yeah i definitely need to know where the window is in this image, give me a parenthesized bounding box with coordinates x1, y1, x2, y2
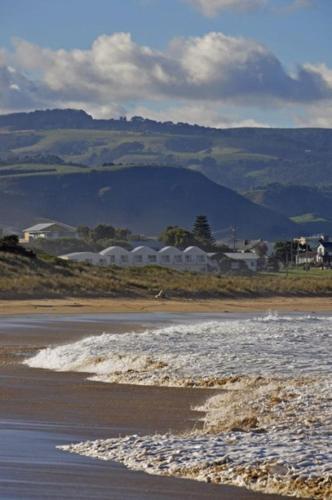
(197, 255, 206, 263)
(134, 255, 143, 263)
(148, 255, 157, 263)
(109, 255, 116, 264)
(185, 255, 192, 263)
(121, 255, 128, 263)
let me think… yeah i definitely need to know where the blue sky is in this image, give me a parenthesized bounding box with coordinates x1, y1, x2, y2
(1, 0, 331, 127)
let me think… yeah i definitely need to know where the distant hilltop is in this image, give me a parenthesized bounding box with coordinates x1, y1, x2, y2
(0, 108, 223, 133)
(1, 107, 329, 134)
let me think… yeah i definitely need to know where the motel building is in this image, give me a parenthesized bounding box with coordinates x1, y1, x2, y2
(60, 245, 213, 273)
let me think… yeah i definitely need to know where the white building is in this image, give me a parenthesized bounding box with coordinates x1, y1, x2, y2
(316, 241, 332, 265)
(158, 246, 184, 269)
(23, 222, 77, 242)
(60, 245, 259, 274)
(131, 246, 158, 266)
(60, 252, 102, 265)
(183, 246, 209, 272)
(100, 246, 130, 266)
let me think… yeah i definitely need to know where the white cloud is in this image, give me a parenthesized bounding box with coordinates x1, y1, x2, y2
(10, 33, 332, 105)
(186, 0, 266, 16)
(0, 31, 331, 126)
(295, 101, 332, 127)
(186, 0, 314, 16)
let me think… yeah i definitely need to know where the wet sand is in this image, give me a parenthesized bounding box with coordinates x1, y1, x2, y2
(0, 314, 296, 499)
(0, 295, 332, 316)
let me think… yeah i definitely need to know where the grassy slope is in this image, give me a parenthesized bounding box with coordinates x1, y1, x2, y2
(1, 252, 332, 300)
(3, 127, 332, 190)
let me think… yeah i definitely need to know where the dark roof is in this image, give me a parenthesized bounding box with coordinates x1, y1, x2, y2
(320, 241, 332, 249)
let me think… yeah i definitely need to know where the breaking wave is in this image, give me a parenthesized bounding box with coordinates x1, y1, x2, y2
(25, 313, 332, 498)
(24, 313, 331, 386)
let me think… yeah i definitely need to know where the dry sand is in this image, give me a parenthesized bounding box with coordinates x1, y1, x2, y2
(0, 295, 331, 316)
(0, 313, 292, 499)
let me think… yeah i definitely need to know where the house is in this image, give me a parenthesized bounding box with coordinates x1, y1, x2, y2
(217, 238, 273, 257)
(183, 246, 209, 272)
(158, 246, 184, 269)
(317, 241, 332, 266)
(131, 246, 158, 266)
(223, 252, 259, 272)
(100, 246, 130, 266)
(295, 251, 316, 266)
(23, 222, 77, 242)
(60, 252, 102, 265)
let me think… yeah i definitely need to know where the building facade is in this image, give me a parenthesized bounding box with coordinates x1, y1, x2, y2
(60, 245, 214, 273)
(23, 222, 78, 242)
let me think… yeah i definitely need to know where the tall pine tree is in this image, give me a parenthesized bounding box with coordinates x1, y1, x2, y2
(192, 215, 215, 249)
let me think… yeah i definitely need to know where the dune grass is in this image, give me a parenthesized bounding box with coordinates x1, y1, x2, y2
(1, 252, 332, 300)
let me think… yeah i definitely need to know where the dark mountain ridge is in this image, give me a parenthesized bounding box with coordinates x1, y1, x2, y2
(0, 166, 296, 239)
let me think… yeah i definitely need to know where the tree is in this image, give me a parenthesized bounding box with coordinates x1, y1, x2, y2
(2, 234, 19, 246)
(77, 225, 91, 241)
(192, 215, 215, 250)
(159, 226, 196, 249)
(91, 224, 116, 242)
(274, 241, 297, 265)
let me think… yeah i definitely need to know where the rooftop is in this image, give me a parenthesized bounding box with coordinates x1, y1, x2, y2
(24, 222, 76, 232)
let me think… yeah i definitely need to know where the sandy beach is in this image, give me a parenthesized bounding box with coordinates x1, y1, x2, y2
(0, 313, 293, 499)
(0, 295, 332, 316)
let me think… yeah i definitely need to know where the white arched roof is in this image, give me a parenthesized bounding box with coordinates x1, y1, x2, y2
(183, 246, 207, 254)
(159, 246, 183, 255)
(60, 252, 99, 259)
(100, 246, 129, 256)
(131, 246, 157, 255)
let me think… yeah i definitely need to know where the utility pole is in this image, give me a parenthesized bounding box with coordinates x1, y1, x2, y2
(231, 226, 237, 251)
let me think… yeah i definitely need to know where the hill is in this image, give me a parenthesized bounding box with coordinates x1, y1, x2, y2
(0, 166, 296, 239)
(1, 109, 332, 191)
(245, 184, 332, 234)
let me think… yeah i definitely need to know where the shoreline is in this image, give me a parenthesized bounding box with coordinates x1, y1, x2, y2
(0, 295, 331, 316)
(0, 314, 288, 500)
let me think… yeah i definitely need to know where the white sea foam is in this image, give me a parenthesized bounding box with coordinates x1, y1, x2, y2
(25, 314, 332, 498)
(24, 314, 332, 386)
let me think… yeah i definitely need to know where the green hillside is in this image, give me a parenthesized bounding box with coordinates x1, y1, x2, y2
(1, 109, 332, 191)
(1, 109, 332, 239)
(245, 184, 332, 234)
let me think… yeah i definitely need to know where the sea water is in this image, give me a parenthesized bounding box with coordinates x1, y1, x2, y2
(25, 313, 332, 498)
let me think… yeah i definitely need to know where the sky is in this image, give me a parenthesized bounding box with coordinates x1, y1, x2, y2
(0, 0, 331, 128)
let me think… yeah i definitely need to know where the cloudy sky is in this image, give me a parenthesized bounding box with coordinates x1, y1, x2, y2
(1, 0, 331, 127)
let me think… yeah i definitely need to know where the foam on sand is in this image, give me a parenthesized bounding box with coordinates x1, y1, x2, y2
(25, 314, 332, 498)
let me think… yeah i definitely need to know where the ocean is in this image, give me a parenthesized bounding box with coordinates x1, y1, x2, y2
(24, 312, 332, 499)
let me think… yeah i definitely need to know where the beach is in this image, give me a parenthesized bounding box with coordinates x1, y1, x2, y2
(1, 295, 332, 316)
(0, 312, 295, 500)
